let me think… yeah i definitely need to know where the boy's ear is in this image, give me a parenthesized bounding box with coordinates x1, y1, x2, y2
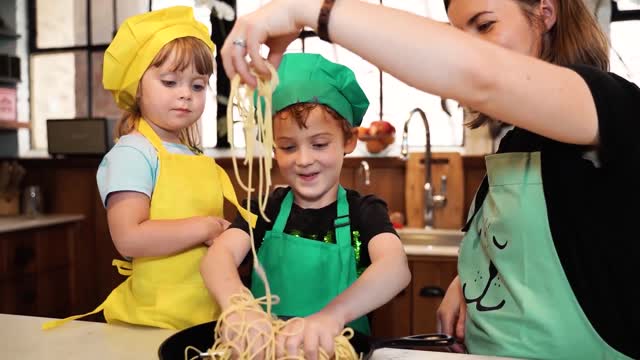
(344, 129, 358, 154)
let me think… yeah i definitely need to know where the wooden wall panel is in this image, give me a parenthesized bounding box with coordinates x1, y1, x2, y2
(461, 156, 486, 221)
(404, 152, 465, 229)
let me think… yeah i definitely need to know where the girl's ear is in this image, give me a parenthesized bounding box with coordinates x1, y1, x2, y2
(539, 0, 557, 32)
(344, 129, 358, 154)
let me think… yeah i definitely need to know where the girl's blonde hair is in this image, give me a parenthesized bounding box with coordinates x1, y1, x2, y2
(113, 36, 214, 149)
(443, 0, 610, 128)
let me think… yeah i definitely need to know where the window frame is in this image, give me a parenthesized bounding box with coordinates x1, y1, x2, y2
(27, 0, 151, 136)
(611, 0, 640, 22)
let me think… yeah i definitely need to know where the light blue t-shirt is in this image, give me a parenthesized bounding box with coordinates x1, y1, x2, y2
(96, 133, 196, 207)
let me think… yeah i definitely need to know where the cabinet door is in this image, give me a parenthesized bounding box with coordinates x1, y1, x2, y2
(0, 224, 76, 318)
(370, 283, 412, 338)
(411, 257, 457, 334)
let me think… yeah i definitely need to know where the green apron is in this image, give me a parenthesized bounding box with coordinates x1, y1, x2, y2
(459, 152, 630, 359)
(251, 186, 370, 334)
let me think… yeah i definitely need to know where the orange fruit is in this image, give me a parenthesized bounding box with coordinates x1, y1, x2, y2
(356, 127, 369, 140)
(366, 139, 386, 153)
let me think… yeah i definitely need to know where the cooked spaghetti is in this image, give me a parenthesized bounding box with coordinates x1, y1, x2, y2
(185, 68, 361, 359)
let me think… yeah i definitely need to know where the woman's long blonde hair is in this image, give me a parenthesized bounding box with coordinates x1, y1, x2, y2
(444, 0, 610, 128)
(113, 36, 214, 149)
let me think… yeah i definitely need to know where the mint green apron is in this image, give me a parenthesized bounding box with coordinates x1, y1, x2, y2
(251, 186, 370, 334)
(459, 152, 630, 359)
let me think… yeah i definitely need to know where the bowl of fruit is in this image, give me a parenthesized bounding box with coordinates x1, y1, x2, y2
(356, 120, 396, 154)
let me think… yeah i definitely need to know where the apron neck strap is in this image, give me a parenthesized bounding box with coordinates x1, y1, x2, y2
(272, 186, 351, 246)
(334, 186, 351, 246)
(137, 119, 168, 155)
(272, 190, 294, 232)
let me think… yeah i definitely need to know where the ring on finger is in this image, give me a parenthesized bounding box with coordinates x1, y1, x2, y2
(232, 38, 247, 48)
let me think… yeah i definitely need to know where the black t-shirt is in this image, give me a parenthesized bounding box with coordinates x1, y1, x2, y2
(467, 64, 639, 358)
(230, 186, 398, 273)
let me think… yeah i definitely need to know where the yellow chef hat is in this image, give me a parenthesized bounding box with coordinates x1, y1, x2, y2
(103, 6, 215, 111)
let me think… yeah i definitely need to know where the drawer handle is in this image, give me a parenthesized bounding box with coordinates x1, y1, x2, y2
(419, 286, 444, 297)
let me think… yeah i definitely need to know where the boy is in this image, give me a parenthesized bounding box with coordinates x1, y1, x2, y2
(201, 53, 410, 358)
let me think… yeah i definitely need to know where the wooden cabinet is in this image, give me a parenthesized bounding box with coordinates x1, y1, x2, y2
(410, 256, 458, 334)
(0, 220, 80, 318)
(370, 255, 458, 338)
(369, 283, 412, 337)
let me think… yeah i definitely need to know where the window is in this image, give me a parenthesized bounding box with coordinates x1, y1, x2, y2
(28, 0, 640, 153)
(235, 0, 464, 151)
(610, 0, 640, 84)
(28, 0, 149, 150)
(28, 0, 463, 152)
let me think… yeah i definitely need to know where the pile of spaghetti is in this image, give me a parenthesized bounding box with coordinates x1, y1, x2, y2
(192, 68, 360, 359)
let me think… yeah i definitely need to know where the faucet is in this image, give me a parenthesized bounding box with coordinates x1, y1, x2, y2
(400, 108, 447, 228)
(359, 160, 370, 186)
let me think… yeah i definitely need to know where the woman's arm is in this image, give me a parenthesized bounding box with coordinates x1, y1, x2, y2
(200, 228, 252, 309)
(106, 191, 228, 258)
(224, 0, 598, 145)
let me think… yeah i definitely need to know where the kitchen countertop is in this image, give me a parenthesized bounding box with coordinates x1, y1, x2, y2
(0, 314, 517, 360)
(403, 244, 459, 257)
(0, 214, 85, 234)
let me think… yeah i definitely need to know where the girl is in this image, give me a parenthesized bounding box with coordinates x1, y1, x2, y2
(43, 6, 253, 331)
(219, 0, 638, 359)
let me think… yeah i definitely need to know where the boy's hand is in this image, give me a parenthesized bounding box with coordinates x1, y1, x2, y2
(276, 312, 344, 360)
(220, 307, 272, 358)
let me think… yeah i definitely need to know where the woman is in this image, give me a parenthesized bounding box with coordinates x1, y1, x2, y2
(219, 0, 638, 358)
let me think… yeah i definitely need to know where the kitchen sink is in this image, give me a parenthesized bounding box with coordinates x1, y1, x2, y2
(396, 227, 464, 247)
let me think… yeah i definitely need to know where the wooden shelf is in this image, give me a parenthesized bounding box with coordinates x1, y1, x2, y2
(0, 120, 28, 130)
(0, 30, 20, 39)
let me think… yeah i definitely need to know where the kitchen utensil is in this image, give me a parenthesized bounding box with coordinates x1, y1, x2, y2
(158, 318, 456, 359)
(22, 185, 43, 217)
(351, 332, 455, 360)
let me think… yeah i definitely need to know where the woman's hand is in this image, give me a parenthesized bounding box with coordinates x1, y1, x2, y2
(437, 275, 467, 353)
(276, 312, 344, 360)
(220, 0, 321, 87)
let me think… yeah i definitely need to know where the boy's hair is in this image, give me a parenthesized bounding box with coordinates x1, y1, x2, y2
(114, 36, 214, 149)
(276, 103, 354, 143)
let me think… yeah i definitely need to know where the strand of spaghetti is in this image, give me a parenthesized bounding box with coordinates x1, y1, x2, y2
(255, 92, 268, 223)
(207, 292, 360, 359)
(257, 69, 276, 218)
(226, 75, 253, 193)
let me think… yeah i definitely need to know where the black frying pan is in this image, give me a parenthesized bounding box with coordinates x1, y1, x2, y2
(158, 320, 456, 360)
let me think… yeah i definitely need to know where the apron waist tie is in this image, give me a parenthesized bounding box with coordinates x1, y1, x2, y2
(41, 302, 106, 330)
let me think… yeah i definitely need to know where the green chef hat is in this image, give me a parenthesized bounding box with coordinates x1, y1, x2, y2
(272, 53, 369, 127)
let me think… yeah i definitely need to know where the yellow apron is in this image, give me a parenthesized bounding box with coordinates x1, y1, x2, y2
(43, 120, 255, 330)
